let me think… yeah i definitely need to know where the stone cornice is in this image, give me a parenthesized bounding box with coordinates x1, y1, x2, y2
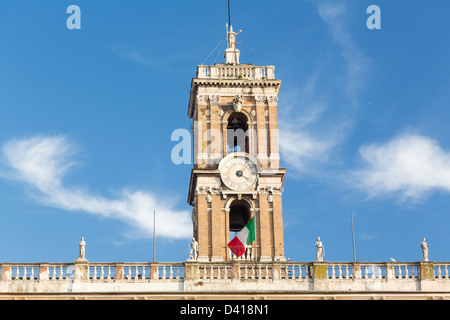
(188, 78, 281, 118)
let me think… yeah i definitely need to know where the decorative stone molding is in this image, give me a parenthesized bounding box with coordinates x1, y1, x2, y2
(209, 95, 219, 103)
(197, 95, 207, 104)
(257, 186, 282, 194)
(232, 94, 244, 112)
(255, 95, 266, 103)
(267, 96, 278, 104)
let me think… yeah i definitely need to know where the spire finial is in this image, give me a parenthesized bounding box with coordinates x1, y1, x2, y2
(225, 1, 242, 65)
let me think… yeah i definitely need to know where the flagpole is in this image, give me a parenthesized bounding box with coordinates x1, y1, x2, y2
(254, 212, 257, 263)
(351, 210, 356, 262)
(153, 210, 156, 263)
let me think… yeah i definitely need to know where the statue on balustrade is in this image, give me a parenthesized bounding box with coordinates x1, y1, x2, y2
(188, 238, 199, 261)
(421, 238, 429, 261)
(316, 237, 325, 262)
(75, 237, 87, 262)
(245, 244, 253, 260)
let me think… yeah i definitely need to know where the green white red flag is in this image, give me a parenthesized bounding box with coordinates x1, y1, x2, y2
(227, 217, 255, 257)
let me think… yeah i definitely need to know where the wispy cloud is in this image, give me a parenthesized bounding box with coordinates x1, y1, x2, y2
(112, 46, 157, 67)
(360, 232, 378, 241)
(279, 1, 367, 176)
(350, 134, 450, 201)
(317, 1, 370, 106)
(0, 135, 192, 240)
(110, 44, 175, 72)
(279, 76, 349, 175)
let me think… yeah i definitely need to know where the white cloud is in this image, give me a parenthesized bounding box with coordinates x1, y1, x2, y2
(117, 48, 157, 67)
(109, 44, 160, 68)
(279, 116, 346, 175)
(317, 1, 370, 106)
(109, 45, 175, 72)
(360, 232, 378, 241)
(351, 134, 450, 201)
(278, 76, 350, 176)
(0, 135, 192, 240)
(279, 129, 335, 173)
(279, 1, 368, 176)
(317, 1, 345, 21)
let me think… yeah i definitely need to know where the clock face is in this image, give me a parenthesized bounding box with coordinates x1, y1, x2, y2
(219, 154, 258, 191)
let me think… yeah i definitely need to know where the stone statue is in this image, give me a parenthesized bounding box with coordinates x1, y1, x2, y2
(188, 238, 199, 261)
(75, 237, 87, 263)
(79, 237, 86, 259)
(421, 238, 429, 261)
(227, 25, 242, 49)
(316, 237, 325, 262)
(245, 244, 253, 260)
(225, 25, 242, 64)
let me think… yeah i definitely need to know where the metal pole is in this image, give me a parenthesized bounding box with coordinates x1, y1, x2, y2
(153, 210, 156, 263)
(351, 210, 356, 262)
(254, 214, 257, 263)
(228, 0, 231, 28)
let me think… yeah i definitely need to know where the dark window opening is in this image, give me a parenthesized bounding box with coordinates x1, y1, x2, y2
(227, 112, 249, 154)
(229, 200, 251, 232)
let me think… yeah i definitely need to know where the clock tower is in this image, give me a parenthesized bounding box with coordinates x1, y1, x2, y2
(187, 25, 286, 262)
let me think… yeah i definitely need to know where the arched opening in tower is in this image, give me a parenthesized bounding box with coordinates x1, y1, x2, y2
(229, 199, 251, 232)
(227, 112, 249, 154)
(228, 199, 253, 259)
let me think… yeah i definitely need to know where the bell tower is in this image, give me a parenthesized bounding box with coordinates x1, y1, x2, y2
(187, 25, 286, 262)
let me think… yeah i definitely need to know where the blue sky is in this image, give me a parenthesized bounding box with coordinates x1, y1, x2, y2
(0, 0, 449, 263)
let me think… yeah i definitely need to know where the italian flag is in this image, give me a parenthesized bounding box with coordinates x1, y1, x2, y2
(228, 217, 255, 257)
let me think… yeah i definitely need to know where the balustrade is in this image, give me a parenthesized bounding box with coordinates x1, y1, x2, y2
(392, 263, 419, 279)
(49, 265, 71, 280)
(198, 263, 231, 280)
(327, 264, 353, 280)
(85, 263, 185, 281)
(154, 263, 184, 280)
(89, 264, 115, 280)
(11, 265, 39, 280)
(281, 263, 308, 280)
(197, 65, 275, 80)
(435, 264, 450, 279)
(0, 261, 449, 285)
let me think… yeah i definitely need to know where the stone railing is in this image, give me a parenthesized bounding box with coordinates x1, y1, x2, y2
(0, 263, 73, 281)
(0, 262, 185, 282)
(0, 261, 449, 293)
(197, 64, 275, 80)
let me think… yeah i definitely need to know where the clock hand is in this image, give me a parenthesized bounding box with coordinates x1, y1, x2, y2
(242, 170, 252, 180)
(240, 163, 250, 172)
